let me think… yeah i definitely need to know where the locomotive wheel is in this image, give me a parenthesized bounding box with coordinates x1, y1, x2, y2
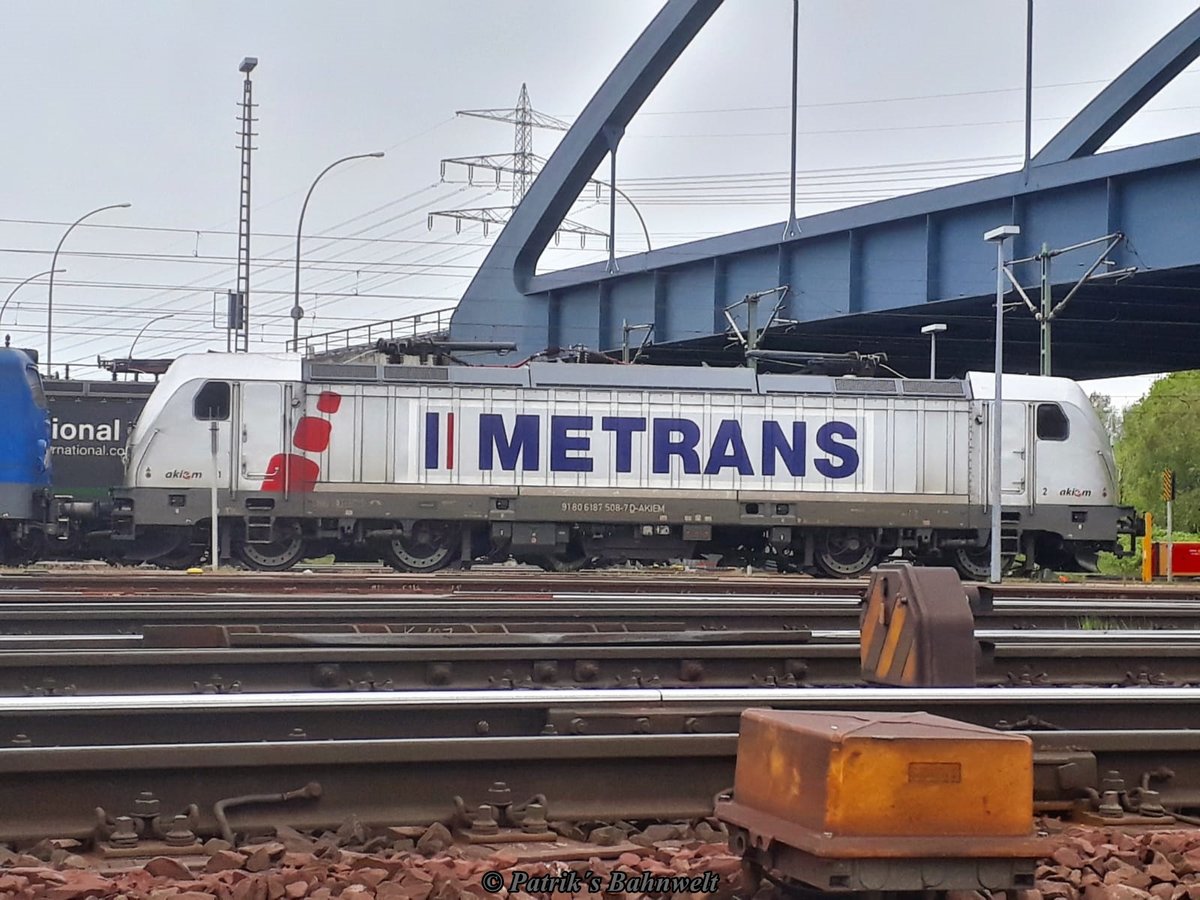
(813, 529, 882, 578)
(950, 546, 992, 581)
(949, 544, 1019, 580)
(0, 530, 44, 567)
(381, 521, 459, 573)
(536, 549, 589, 572)
(154, 544, 206, 570)
(233, 521, 307, 571)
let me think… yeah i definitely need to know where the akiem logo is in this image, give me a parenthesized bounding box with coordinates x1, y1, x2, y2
(425, 413, 859, 478)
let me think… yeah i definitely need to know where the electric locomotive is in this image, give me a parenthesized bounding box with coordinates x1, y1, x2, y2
(0, 345, 51, 565)
(108, 353, 1133, 578)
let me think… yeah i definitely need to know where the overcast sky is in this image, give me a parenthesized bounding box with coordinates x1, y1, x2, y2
(3, 0, 1198, 403)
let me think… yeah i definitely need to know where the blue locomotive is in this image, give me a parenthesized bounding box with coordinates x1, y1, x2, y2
(0, 344, 51, 564)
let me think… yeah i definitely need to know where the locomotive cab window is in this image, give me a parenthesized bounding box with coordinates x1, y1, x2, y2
(193, 381, 231, 421)
(1036, 403, 1069, 441)
(24, 366, 46, 408)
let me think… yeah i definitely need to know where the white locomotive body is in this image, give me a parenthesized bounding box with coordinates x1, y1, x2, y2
(111, 354, 1132, 577)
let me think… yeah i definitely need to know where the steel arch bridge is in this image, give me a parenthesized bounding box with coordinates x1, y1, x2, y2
(448, 1, 1200, 380)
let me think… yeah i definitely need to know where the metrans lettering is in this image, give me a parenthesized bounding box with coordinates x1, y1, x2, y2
(425, 413, 859, 478)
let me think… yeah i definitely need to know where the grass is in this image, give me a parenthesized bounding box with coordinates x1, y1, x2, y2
(1097, 528, 1200, 580)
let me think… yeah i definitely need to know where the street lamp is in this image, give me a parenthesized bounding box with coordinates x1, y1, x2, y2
(920, 323, 947, 379)
(47, 203, 131, 371)
(984, 224, 1021, 584)
(2, 269, 64, 326)
(129, 313, 175, 359)
(292, 152, 385, 347)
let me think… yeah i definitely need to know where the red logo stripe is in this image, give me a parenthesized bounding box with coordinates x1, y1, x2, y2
(292, 416, 332, 453)
(316, 391, 342, 414)
(261, 453, 319, 493)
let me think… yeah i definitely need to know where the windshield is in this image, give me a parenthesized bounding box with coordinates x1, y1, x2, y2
(24, 365, 46, 408)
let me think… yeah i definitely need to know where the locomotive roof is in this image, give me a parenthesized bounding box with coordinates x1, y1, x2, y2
(304, 358, 975, 399)
(0, 346, 38, 372)
(966, 371, 1094, 405)
(153, 353, 1093, 404)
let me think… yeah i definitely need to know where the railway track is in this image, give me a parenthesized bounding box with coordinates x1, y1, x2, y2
(0, 628, 1196, 694)
(4, 570, 1199, 850)
(3, 685, 1200, 844)
(0, 592, 1192, 635)
(6, 568, 867, 597)
(7, 567, 1200, 601)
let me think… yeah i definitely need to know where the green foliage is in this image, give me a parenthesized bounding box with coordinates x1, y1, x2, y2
(1116, 372, 1200, 531)
(1097, 549, 1140, 579)
(1096, 527, 1200, 580)
(1088, 392, 1123, 445)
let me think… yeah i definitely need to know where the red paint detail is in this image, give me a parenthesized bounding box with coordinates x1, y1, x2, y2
(1155, 542, 1200, 577)
(316, 391, 342, 414)
(292, 416, 332, 453)
(447, 412, 455, 470)
(261, 453, 320, 493)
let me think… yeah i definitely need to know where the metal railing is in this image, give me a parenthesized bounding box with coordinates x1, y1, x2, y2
(286, 306, 456, 357)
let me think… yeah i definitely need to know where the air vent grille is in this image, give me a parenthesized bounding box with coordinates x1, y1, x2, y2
(833, 377, 899, 394)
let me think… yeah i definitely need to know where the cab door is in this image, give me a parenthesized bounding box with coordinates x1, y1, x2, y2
(988, 400, 1036, 508)
(999, 401, 1029, 504)
(236, 382, 290, 492)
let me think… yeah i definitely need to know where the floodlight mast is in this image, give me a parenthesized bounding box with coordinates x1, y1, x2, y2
(983, 224, 1021, 584)
(919, 323, 947, 379)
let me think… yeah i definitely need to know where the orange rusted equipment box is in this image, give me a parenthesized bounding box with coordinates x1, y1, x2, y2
(715, 709, 1046, 893)
(860, 562, 975, 686)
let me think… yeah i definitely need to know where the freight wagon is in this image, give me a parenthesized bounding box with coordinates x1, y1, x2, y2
(108, 354, 1132, 578)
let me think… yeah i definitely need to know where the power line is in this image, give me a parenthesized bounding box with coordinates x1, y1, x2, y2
(0, 152, 1032, 241)
(556, 74, 1172, 118)
(47, 181, 486, 359)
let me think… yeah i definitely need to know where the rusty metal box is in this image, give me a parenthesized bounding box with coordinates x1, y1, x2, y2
(731, 709, 1032, 839)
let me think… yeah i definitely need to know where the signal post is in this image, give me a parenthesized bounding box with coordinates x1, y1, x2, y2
(1164, 469, 1176, 583)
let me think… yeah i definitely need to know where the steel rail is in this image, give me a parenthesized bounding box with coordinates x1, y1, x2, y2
(0, 631, 1194, 696)
(0, 571, 869, 597)
(0, 596, 1193, 636)
(8, 570, 1200, 601)
(3, 710, 1200, 843)
(4, 684, 1200, 742)
(1, 729, 1197, 842)
(9, 684, 1200, 713)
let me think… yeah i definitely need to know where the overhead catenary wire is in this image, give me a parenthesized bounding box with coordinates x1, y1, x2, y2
(47, 181, 487, 362)
(6, 146, 1036, 358)
(24, 56, 1195, 374)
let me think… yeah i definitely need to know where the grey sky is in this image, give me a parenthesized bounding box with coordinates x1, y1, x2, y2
(2, 0, 1196, 404)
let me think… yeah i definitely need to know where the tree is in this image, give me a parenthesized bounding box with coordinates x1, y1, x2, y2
(1115, 372, 1200, 531)
(1088, 392, 1123, 446)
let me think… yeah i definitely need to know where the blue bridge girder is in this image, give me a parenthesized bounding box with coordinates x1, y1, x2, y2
(449, 1, 1200, 380)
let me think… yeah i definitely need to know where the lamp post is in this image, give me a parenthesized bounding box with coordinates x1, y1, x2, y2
(920, 323, 947, 379)
(983, 224, 1021, 584)
(129, 313, 175, 359)
(48, 203, 131, 371)
(1, 269, 64, 326)
(292, 152, 385, 347)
